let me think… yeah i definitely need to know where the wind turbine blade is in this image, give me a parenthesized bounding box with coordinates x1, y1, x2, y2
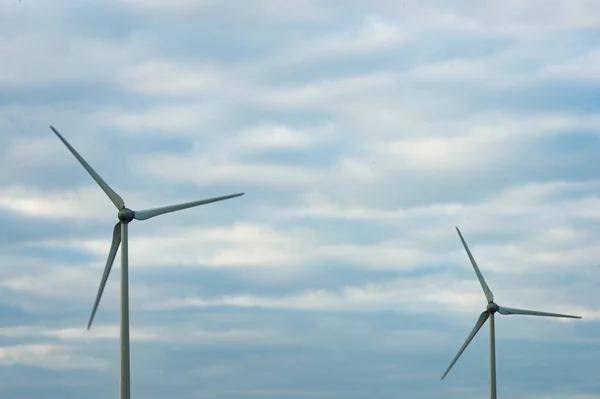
(441, 311, 489, 380)
(497, 306, 581, 319)
(50, 126, 125, 210)
(87, 222, 122, 330)
(455, 227, 494, 302)
(133, 193, 244, 221)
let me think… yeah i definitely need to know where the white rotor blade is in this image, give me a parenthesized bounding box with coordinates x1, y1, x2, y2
(50, 126, 125, 210)
(456, 227, 494, 303)
(133, 193, 244, 221)
(441, 311, 489, 380)
(497, 306, 581, 319)
(88, 222, 121, 330)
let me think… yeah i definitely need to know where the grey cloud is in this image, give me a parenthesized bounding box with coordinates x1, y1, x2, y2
(1, 1, 599, 398)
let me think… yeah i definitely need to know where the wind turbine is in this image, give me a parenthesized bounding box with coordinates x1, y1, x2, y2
(49, 126, 244, 399)
(441, 227, 581, 399)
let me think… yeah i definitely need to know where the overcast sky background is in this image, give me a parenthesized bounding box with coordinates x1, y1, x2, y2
(1, 1, 600, 398)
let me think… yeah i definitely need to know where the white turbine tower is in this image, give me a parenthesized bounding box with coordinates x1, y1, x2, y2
(49, 126, 244, 399)
(441, 227, 581, 399)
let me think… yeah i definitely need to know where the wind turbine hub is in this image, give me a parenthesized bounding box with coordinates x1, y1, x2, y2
(117, 207, 135, 223)
(486, 302, 499, 313)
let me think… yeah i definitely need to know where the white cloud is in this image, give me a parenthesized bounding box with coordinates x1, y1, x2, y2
(0, 185, 114, 221)
(380, 0, 600, 35)
(540, 49, 600, 83)
(0, 324, 279, 345)
(11, 179, 600, 299)
(133, 154, 325, 188)
(103, 102, 227, 134)
(154, 274, 594, 322)
(119, 0, 333, 24)
(0, 34, 139, 87)
(0, 344, 107, 370)
(118, 0, 214, 14)
(255, 72, 397, 109)
(27, 222, 316, 272)
(273, 180, 600, 225)
(116, 60, 240, 97)
(3, 136, 69, 168)
(262, 15, 408, 69)
(0, 265, 109, 302)
(231, 122, 336, 151)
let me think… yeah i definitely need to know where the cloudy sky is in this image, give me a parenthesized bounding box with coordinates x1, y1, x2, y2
(1, 1, 600, 398)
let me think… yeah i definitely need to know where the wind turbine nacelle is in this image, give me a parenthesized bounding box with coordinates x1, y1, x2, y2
(486, 302, 499, 313)
(118, 208, 135, 223)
